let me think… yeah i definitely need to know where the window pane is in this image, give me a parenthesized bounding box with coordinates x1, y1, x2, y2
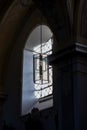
(33, 37, 53, 98)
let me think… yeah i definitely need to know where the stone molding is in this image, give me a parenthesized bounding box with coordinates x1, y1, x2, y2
(48, 43, 87, 65)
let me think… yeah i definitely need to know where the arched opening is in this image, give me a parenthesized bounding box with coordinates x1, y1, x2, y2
(22, 25, 53, 115)
(0, 0, 72, 129)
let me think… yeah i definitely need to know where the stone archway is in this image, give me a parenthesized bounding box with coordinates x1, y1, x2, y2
(0, 0, 72, 128)
(2, 6, 53, 126)
(0, 0, 71, 87)
(22, 24, 53, 115)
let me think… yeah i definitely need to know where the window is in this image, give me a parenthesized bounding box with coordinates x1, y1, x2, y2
(33, 38, 53, 99)
(22, 25, 53, 114)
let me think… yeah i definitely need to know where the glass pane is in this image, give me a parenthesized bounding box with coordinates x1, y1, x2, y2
(35, 72, 40, 81)
(35, 58, 39, 70)
(41, 86, 53, 97)
(33, 37, 53, 98)
(43, 70, 48, 82)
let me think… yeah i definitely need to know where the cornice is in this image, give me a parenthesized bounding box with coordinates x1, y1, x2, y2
(48, 43, 87, 64)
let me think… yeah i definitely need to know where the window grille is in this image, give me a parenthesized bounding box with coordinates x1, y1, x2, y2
(33, 38, 53, 98)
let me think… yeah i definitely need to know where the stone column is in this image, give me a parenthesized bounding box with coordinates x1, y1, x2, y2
(48, 43, 87, 130)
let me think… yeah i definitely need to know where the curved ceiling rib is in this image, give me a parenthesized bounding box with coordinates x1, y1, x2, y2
(0, 0, 13, 22)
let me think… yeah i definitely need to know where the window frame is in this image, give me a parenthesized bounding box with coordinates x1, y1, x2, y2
(33, 38, 53, 100)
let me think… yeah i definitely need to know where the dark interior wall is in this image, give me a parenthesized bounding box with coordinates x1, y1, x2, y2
(3, 42, 24, 129)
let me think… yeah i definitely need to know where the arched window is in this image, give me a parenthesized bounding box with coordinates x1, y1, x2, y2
(22, 25, 53, 115)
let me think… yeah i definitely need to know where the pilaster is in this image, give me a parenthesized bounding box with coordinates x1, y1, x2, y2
(48, 43, 87, 130)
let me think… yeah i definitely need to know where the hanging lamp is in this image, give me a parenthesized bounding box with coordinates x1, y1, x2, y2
(33, 22, 49, 85)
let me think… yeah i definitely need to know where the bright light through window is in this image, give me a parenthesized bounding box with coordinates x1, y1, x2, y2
(33, 38, 53, 98)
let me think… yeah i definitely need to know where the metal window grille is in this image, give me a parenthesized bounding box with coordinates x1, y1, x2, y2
(33, 38, 53, 98)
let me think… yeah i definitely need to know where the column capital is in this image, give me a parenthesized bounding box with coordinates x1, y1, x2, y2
(48, 43, 87, 65)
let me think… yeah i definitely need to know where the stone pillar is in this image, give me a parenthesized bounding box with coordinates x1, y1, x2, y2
(0, 86, 6, 129)
(48, 43, 87, 130)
